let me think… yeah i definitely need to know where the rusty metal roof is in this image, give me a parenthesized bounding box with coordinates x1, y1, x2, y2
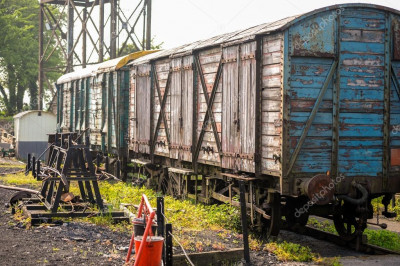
(129, 3, 400, 65)
(128, 15, 299, 65)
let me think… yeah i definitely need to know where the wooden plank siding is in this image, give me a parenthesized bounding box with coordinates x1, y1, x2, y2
(181, 56, 194, 162)
(170, 58, 182, 159)
(108, 72, 118, 150)
(337, 9, 386, 179)
(89, 74, 104, 146)
(128, 67, 137, 152)
(281, 7, 400, 195)
(261, 34, 284, 175)
(61, 82, 71, 132)
(288, 57, 334, 175)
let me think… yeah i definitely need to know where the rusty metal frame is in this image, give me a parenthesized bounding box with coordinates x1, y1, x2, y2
(192, 55, 199, 169)
(331, 15, 341, 179)
(287, 60, 338, 177)
(254, 37, 263, 177)
(282, 30, 291, 194)
(151, 63, 172, 155)
(38, 0, 152, 111)
(383, 13, 392, 191)
(193, 54, 223, 163)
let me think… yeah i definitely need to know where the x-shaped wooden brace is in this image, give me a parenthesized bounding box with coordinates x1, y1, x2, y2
(151, 64, 171, 154)
(193, 55, 223, 162)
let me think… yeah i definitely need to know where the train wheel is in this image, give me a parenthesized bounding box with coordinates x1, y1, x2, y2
(263, 192, 282, 237)
(333, 200, 366, 241)
(285, 197, 309, 230)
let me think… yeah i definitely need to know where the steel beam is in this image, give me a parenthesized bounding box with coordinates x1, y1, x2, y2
(146, 0, 151, 50)
(38, 4, 44, 111)
(99, 0, 104, 62)
(39, 0, 152, 110)
(67, 1, 74, 72)
(82, 5, 87, 68)
(110, 0, 117, 58)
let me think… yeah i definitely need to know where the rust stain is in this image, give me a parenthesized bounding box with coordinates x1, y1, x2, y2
(314, 66, 325, 75)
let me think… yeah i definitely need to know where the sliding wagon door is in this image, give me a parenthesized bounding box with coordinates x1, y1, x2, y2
(136, 64, 152, 154)
(238, 42, 256, 172)
(221, 42, 256, 172)
(222, 46, 240, 169)
(169, 56, 194, 161)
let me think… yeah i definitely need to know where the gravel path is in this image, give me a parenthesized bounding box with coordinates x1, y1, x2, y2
(0, 187, 132, 266)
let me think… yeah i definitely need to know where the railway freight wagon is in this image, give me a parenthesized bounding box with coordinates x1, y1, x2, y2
(57, 4, 400, 239)
(56, 51, 157, 155)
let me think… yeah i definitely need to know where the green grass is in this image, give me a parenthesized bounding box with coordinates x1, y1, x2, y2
(364, 229, 400, 251)
(264, 241, 316, 262)
(0, 171, 41, 188)
(263, 241, 341, 265)
(0, 163, 25, 169)
(91, 181, 241, 231)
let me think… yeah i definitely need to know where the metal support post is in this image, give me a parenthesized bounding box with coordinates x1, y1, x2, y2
(38, 4, 44, 111)
(239, 181, 251, 264)
(146, 0, 152, 50)
(110, 0, 117, 58)
(67, 1, 74, 72)
(166, 223, 173, 266)
(99, 0, 104, 62)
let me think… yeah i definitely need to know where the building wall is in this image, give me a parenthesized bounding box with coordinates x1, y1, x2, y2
(14, 111, 56, 160)
(16, 141, 49, 160)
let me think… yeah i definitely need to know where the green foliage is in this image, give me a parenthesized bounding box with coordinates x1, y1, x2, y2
(308, 217, 338, 235)
(0, 171, 41, 188)
(0, 0, 64, 114)
(96, 181, 240, 231)
(371, 196, 400, 221)
(264, 241, 341, 265)
(364, 229, 400, 252)
(264, 241, 316, 262)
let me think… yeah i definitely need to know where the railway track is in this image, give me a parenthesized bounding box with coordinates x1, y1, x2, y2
(286, 225, 400, 256)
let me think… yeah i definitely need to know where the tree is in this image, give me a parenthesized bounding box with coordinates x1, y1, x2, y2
(0, 0, 63, 116)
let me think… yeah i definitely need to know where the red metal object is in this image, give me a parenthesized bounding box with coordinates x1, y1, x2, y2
(126, 194, 156, 264)
(391, 149, 400, 166)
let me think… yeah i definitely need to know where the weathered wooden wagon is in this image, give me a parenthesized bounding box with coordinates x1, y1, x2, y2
(56, 4, 400, 238)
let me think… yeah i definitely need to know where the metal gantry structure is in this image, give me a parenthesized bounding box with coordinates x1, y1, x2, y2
(38, 0, 152, 111)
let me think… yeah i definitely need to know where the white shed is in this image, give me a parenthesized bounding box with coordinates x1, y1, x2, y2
(13, 111, 56, 160)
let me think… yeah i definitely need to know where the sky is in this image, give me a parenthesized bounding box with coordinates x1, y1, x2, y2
(149, 0, 400, 49)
